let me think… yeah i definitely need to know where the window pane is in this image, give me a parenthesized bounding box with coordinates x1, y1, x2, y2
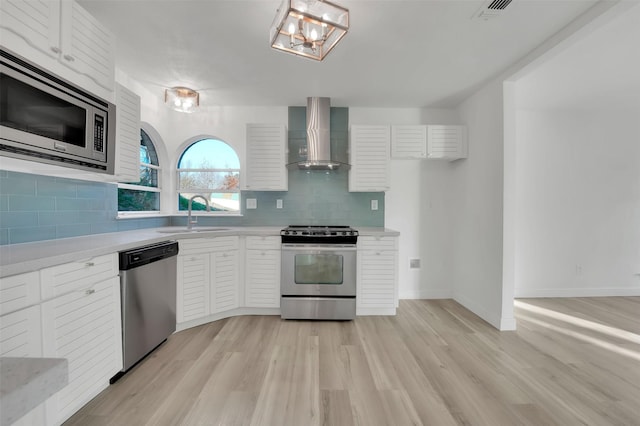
(178, 171, 239, 191)
(178, 139, 240, 169)
(140, 129, 159, 165)
(118, 188, 160, 211)
(178, 192, 239, 212)
(125, 165, 158, 187)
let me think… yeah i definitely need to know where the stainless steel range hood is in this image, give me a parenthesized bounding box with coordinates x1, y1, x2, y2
(288, 97, 349, 170)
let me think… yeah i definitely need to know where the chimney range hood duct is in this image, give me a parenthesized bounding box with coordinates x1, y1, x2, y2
(289, 97, 349, 170)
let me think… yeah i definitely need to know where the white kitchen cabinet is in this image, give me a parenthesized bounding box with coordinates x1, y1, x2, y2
(427, 125, 468, 160)
(114, 83, 141, 182)
(176, 253, 211, 323)
(391, 125, 428, 159)
(245, 124, 288, 191)
(0, 305, 42, 357)
(210, 237, 240, 313)
(349, 125, 391, 192)
(40, 253, 118, 300)
(357, 236, 398, 315)
(245, 236, 281, 308)
(0, 271, 40, 316)
(177, 236, 240, 323)
(41, 275, 122, 425)
(0, 0, 115, 92)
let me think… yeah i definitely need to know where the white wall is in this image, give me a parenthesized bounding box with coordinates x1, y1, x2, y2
(451, 79, 513, 330)
(514, 108, 640, 297)
(349, 108, 460, 301)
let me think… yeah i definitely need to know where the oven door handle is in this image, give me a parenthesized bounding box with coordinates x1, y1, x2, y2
(281, 244, 357, 252)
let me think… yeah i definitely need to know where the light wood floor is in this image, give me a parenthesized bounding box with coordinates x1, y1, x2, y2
(66, 297, 640, 426)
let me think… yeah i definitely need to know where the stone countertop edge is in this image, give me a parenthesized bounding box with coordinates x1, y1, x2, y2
(0, 226, 399, 278)
(0, 357, 68, 426)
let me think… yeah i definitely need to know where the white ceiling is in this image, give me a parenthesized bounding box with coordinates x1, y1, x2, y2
(79, 0, 605, 108)
(517, 2, 640, 111)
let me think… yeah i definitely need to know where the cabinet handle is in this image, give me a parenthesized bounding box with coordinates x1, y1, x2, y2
(85, 262, 95, 267)
(85, 289, 95, 295)
(63, 54, 75, 62)
(50, 46, 61, 53)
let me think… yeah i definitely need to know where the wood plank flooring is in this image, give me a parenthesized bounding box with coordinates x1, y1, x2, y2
(65, 297, 640, 425)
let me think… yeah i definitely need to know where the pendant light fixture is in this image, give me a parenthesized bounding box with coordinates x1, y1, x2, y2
(270, 0, 349, 61)
(164, 87, 200, 113)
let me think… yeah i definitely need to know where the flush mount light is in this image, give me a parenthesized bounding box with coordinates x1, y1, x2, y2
(164, 87, 200, 113)
(270, 0, 349, 61)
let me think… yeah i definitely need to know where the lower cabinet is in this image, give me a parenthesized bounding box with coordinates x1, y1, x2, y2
(245, 236, 281, 308)
(41, 275, 122, 425)
(176, 236, 240, 325)
(357, 235, 399, 315)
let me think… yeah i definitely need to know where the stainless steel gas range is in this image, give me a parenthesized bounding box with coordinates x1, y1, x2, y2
(280, 225, 358, 320)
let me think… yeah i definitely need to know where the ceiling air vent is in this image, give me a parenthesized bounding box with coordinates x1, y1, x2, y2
(472, 0, 514, 20)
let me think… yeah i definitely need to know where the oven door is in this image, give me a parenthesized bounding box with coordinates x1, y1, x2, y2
(281, 244, 356, 297)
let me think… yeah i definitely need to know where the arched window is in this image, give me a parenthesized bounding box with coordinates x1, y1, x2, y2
(177, 138, 240, 213)
(118, 129, 161, 212)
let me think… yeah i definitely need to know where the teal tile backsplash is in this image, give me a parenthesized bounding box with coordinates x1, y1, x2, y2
(0, 106, 383, 245)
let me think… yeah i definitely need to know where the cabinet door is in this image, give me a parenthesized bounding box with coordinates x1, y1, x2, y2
(391, 125, 427, 158)
(0, 0, 61, 58)
(114, 83, 141, 182)
(0, 271, 40, 316)
(357, 250, 397, 310)
(427, 125, 468, 160)
(349, 125, 391, 192)
(40, 253, 118, 300)
(59, 0, 115, 90)
(176, 254, 211, 323)
(0, 306, 42, 357)
(245, 249, 281, 308)
(211, 250, 239, 313)
(42, 276, 122, 425)
(245, 124, 288, 191)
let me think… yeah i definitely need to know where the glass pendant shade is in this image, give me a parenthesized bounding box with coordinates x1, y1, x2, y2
(164, 87, 200, 113)
(270, 0, 349, 61)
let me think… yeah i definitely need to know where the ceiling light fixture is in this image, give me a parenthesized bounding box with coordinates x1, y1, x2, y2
(164, 87, 200, 113)
(270, 0, 349, 61)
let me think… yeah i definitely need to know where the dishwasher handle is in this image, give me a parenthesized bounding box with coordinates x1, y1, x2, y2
(119, 241, 179, 270)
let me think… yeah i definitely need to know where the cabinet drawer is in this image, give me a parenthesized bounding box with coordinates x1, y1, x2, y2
(0, 271, 40, 315)
(210, 236, 239, 252)
(358, 236, 398, 251)
(245, 235, 280, 250)
(40, 253, 118, 299)
(178, 238, 216, 255)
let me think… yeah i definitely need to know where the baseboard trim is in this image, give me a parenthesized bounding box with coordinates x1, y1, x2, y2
(514, 287, 640, 298)
(399, 289, 453, 299)
(453, 294, 502, 330)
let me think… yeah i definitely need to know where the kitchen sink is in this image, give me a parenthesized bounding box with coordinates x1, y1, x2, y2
(156, 227, 230, 233)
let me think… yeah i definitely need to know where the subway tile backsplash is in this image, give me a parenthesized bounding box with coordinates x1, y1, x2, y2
(0, 107, 383, 245)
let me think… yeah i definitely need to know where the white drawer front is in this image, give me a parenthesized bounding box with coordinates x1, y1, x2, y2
(245, 235, 281, 250)
(0, 271, 40, 315)
(358, 236, 398, 251)
(40, 253, 118, 299)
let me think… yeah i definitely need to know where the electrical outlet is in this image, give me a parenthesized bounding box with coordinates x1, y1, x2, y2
(371, 199, 378, 210)
(409, 259, 421, 269)
(246, 198, 257, 209)
(276, 199, 283, 209)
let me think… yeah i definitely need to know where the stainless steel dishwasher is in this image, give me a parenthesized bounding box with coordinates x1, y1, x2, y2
(111, 240, 179, 383)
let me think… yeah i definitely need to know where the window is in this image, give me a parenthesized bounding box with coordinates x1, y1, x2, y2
(118, 129, 161, 212)
(177, 138, 240, 213)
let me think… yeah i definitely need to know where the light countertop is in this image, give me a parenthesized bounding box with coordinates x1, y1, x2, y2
(0, 226, 399, 278)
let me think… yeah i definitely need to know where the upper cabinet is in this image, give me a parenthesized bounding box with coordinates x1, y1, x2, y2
(244, 124, 288, 191)
(114, 83, 141, 182)
(391, 125, 427, 159)
(349, 125, 391, 192)
(427, 125, 467, 161)
(0, 0, 115, 94)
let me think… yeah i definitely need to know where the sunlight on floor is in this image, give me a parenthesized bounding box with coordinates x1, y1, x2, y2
(515, 300, 640, 362)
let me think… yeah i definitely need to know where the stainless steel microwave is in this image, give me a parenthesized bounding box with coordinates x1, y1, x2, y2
(0, 48, 116, 174)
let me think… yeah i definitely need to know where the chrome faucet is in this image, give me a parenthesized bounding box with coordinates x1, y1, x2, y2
(187, 195, 210, 230)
